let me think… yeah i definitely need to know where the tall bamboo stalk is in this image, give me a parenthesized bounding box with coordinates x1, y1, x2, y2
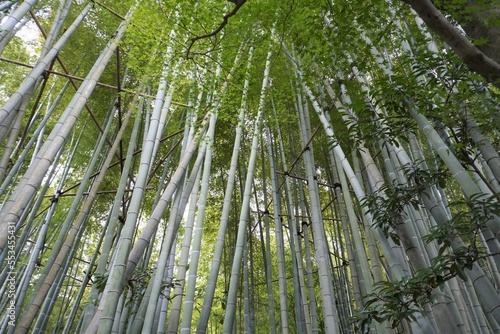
(222, 34, 273, 333)
(16, 83, 135, 333)
(0, 14, 131, 256)
(196, 45, 254, 333)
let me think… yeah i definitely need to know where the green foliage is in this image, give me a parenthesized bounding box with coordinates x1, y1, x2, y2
(353, 193, 500, 331)
(92, 271, 109, 294)
(362, 185, 418, 245)
(425, 193, 500, 248)
(361, 159, 452, 243)
(434, 0, 499, 24)
(126, 267, 153, 307)
(352, 246, 479, 332)
(1, 0, 499, 332)
(400, 161, 451, 193)
(0, 36, 33, 103)
(351, 273, 436, 332)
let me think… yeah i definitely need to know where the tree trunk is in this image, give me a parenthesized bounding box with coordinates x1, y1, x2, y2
(402, 0, 500, 85)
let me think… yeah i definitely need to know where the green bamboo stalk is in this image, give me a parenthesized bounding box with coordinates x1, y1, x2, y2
(0, 135, 64, 333)
(243, 223, 252, 334)
(296, 84, 339, 333)
(222, 35, 273, 333)
(465, 116, 500, 185)
(87, 119, 207, 333)
(79, 95, 144, 330)
(196, 45, 254, 334)
(405, 98, 500, 238)
(178, 112, 217, 333)
(297, 181, 319, 334)
(83, 30, 180, 332)
(463, 279, 491, 332)
(141, 100, 190, 334)
(0, 1, 16, 17)
(165, 169, 201, 333)
(128, 265, 156, 333)
(0, 0, 38, 52)
(395, 130, 500, 330)
(17, 84, 134, 333)
(0, 0, 73, 161)
(8, 133, 74, 315)
(62, 214, 107, 334)
(320, 145, 356, 332)
(0, 14, 131, 256)
(162, 95, 200, 333)
(38, 0, 73, 59)
(177, 45, 246, 331)
(295, 57, 436, 331)
(0, 2, 93, 142)
(265, 127, 290, 333)
(323, 113, 367, 307)
(259, 146, 278, 334)
(273, 110, 312, 334)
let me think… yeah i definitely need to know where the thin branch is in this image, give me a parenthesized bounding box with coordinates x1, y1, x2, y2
(91, 0, 126, 20)
(0, 57, 191, 107)
(185, 0, 247, 59)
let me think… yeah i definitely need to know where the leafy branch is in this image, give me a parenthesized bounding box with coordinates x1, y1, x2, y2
(353, 193, 500, 332)
(352, 242, 497, 332)
(361, 163, 450, 243)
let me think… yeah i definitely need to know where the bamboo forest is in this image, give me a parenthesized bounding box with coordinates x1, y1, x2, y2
(1, 0, 500, 333)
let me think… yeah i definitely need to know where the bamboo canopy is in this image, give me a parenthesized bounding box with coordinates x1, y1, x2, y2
(0, 0, 499, 333)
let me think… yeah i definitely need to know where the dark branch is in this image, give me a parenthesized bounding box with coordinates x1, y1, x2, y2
(402, 0, 500, 86)
(185, 0, 247, 59)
